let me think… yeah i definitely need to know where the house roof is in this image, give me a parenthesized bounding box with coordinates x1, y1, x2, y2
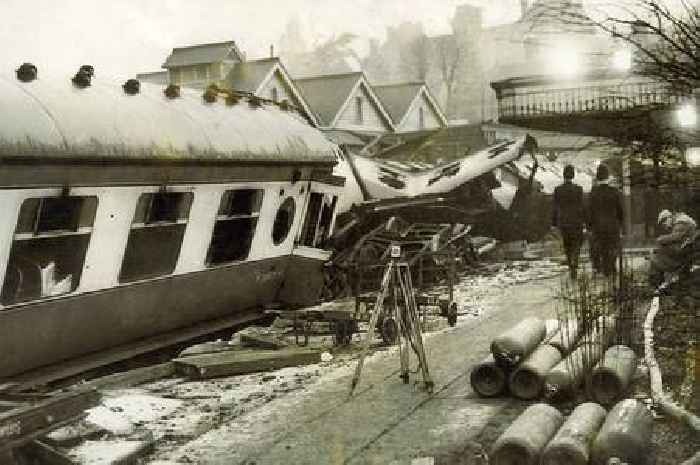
(294, 72, 364, 127)
(294, 72, 395, 130)
(225, 58, 278, 93)
(225, 57, 319, 127)
(0, 73, 336, 165)
(374, 82, 425, 124)
(374, 82, 448, 129)
(162, 41, 243, 68)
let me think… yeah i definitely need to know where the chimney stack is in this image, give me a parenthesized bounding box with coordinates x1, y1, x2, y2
(270, 44, 275, 58)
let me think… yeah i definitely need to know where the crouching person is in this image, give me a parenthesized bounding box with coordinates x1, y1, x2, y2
(649, 209, 697, 287)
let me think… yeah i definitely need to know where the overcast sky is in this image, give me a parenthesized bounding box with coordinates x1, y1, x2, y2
(0, 0, 521, 80)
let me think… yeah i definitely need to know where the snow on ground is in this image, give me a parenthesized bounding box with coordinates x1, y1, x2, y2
(60, 258, 567, 464)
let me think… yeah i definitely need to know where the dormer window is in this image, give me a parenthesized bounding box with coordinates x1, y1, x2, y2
(271, 87, 279, 102)
(355, 96, 364, 124)
(419, 106, 425, 130)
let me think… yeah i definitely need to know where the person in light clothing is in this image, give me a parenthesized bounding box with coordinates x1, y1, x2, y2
(649, 209, 697, 286)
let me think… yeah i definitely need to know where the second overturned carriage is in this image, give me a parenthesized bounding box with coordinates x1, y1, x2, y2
(0, 73, 343, 379)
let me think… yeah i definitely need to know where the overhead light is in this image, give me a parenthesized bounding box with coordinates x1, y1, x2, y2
(677, 103, 697, 128)
(686, 147, 700, 166)
(611, 49, 632, 72)
(547, 43, 581, 77)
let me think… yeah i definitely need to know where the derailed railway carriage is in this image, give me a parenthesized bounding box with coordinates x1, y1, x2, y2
(0, 72, 343, 378)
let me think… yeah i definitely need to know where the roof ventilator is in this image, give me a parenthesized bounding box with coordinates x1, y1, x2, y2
(123, 79, 140, 95)
(225, 93, 240, 106)
(79, 65, 95, 77)
(203, 84, 219, 103)
(16, 63, 37, 82)
(72, 65, 94, 88)
(164, 84, 180, 99)
(248, 95, 262, 109)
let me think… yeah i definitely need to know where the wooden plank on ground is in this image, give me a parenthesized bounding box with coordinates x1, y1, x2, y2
(239, 327, 288, 350)
(16, 440, 77, 465)
(174, 348, 321, 380)
(76, 362, 175, 391)
(0, 310, 264, 393)
(0, 389, 99, 453)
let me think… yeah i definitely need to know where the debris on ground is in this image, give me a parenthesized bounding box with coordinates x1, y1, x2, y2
(174, 347, 322, 379)
(25, 258, 573, 464)
(646, 278, 699, 465)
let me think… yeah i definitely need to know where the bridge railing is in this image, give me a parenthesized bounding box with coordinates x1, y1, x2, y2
(497, 81, 693, 120)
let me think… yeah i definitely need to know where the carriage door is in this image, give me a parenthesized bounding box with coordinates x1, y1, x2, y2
(293, 182, 341, 260)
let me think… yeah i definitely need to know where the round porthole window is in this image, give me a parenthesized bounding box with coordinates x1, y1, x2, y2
(272, 197, 295, 245)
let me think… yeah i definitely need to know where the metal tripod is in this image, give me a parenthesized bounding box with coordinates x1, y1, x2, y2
(349, 258, 434, 396)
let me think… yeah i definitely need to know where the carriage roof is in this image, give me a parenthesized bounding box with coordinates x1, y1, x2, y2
(0, 73, 337, 165)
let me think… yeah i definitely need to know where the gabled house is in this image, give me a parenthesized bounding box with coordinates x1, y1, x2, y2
(162, 40, 245, 88)
(294, 72, 395, 134)
(374, 82, 448, 133)
(223, 57, 318, 126)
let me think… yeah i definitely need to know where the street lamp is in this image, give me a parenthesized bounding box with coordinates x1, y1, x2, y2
(611, 49, 632, 72)
(676, 103, 697, 128)
(547, 43, 581, 77)
(686, 147, 700, 167)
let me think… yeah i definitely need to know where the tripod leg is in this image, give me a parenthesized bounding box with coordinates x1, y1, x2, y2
(401, 265, 435, 393)
(398, 323, 410, 384)
(349, 262, 393, 397)
(393, 267, 410, 384)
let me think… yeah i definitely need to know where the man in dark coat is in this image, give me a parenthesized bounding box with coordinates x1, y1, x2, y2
(588, 164, 624, 277)
(552, 164, 586, 278)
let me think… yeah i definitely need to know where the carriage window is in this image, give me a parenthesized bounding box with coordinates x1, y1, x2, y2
(300, 193, 337, 248)
(1, 196, 98, 305)
(207, 189, 263, 265)
(272, 197, 296, 245)
(119, 192, 193, 283)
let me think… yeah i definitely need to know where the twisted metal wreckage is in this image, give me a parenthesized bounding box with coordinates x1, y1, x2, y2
(0, 67, 561, 383)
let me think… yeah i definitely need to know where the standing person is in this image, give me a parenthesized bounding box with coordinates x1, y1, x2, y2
(552, 164, 586, 278)
(643, 183, 659, 239)
(588, 164, 624, 277)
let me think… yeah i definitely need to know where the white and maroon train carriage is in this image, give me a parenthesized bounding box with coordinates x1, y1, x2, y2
(0, 69, 344, 379)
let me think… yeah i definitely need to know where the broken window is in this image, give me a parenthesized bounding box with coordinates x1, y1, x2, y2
(119, 192, 193, 283)
(1, 196, 98, 305)
(272, 197, 296, 245)
(207, 189, 263, 265)
(300, 193, 337, 248)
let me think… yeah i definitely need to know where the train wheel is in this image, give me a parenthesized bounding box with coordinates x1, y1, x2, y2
(447, 302, 458, 327)
(381, 317, 398, 345)
(321, 265, 350, 301)
(334, 320, 354, 346)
